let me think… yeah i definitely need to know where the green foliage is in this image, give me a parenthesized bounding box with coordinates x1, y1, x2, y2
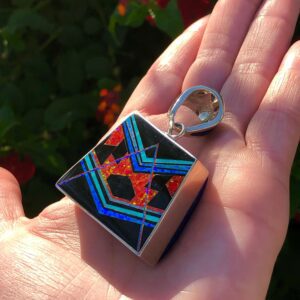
(152, 0, 183, 38)
(0, 105, 18, 138)
(109, 0, 183, 43)
(0, 0, 175, 203)
(6, 8, 54, 33)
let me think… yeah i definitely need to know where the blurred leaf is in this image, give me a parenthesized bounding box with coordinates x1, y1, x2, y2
(0, 83, 25, 114)
(19, 74, 53, 107)
(24, 139, 68, 176)
(154, 0, 184, 38)
(124, 2, 148, 27)
(84, 17, 102, 35)
(0, 106, 18, 138)
(85, 56, 112, 79)
(22, 108, 44, 132)
(80, 43, 105, 59)
(44, 95, 92, 132)
(0, 8, 11, 27)
(6, 9, 55, 34)
(23, 177, 61, 218)
(57, 51, 84, 93)
(109, 2, 148, 41)
(59, 25, 84, 47)
(61, 0, 87, 22)
(11, 0, 34, 8)
(44, 151, 68, 176)
(24, 54, 52, 80)
(108, 12, 118, 39)
(0, 29, 25, 52)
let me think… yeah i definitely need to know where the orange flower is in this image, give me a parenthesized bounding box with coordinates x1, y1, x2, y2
(111, 103, 121, 114)
(113, 83, 122, 93)
(97, 100, 107, 112)
(96, 86, 122, 127)
(117, 3, 126, 16)
(104, 111, 116, 126)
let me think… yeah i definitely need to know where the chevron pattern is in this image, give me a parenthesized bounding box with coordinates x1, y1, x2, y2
(57, 113, 195, 252)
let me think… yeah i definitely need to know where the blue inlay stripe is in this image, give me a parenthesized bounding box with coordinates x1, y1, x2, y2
(123, 121, 190, 174)
(89, 153, 162, 216)
(129, 116, 193, 166)
(81, 161, 155, 228)
(84, 156, 160, 223)
(129, 152, 188, 175)
(81, 161, 104, 213)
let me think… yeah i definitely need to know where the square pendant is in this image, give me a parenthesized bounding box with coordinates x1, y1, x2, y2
(56, 112, 208, 265)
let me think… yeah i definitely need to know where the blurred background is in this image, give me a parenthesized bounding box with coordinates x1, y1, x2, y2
(0, 0, 299, 298)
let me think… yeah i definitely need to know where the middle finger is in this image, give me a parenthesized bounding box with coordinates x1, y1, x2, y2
(221, 0, 300, 135)
(183, 0, 263, 90)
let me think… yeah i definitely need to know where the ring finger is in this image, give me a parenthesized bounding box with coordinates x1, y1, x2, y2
(221, 0, 300, 135)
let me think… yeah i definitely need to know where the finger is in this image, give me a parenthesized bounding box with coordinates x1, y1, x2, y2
(246, 41, 300, 173)
(183, 0, 262, 90)
(222, 0, 300, 134)
(121, 16, 209, 116)
(0, 168, 24, 230)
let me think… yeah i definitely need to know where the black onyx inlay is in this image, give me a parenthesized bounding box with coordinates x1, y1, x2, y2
(56, 113, 195, 252)
(107, 174, 135, 200)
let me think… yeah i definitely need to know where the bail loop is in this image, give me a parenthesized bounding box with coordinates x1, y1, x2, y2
(167, 85, 224, 137)
(167, 121, 185, 139)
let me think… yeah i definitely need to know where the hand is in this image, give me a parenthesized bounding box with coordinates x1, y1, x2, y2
(1, 0, 299, 299)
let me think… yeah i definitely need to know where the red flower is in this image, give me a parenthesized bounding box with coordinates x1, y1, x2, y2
(156, 0, 170, 8)
(156, 0, 212, 28)
(177, 0, 212, 27)
(117, 0, 212, 28)
(0, 152, 36, 184)
(146, 14, 156, 27)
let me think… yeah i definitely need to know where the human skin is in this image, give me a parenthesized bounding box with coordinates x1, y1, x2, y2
(0, 0, 300, 299)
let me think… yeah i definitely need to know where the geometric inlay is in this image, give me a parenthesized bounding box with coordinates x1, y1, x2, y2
(56, 113, 195, 252)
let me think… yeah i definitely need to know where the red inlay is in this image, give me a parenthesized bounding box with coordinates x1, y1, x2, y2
(100, 154, 160, 210)
(104, 126, 124, 147)
(166, 175, 184, 197)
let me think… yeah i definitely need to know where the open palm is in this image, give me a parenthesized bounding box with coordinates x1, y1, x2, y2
(1, 0, 299, 299)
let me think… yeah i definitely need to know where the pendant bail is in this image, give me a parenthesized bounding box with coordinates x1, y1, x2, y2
(167, 85, 225, 137)
(167, 120, 186, 139)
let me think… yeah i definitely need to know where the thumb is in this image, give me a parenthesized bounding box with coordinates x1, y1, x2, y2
(0, 167, 24, 231)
